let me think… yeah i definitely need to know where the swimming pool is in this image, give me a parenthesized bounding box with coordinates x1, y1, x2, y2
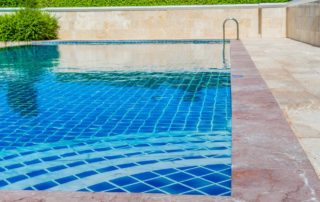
(0, 40, 232, 196)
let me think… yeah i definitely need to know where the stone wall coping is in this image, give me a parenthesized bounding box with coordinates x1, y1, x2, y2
(288, 0, 319, 6)
(1, 1, 318, 12)
(0, 3, 288, 13)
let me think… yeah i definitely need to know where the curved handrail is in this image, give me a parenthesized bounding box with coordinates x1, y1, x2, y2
(223, 18, 239, 41)
(222, 18, 239, 68)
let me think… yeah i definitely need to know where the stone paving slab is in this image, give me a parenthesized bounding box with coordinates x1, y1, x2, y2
(231, 40, 320, 201)
(242, 38, 320, 178)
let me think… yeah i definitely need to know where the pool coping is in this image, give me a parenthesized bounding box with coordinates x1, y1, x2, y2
(0, 40, 319, 201)
(230, 40, 320, 201)
(31, 39, 229, 45)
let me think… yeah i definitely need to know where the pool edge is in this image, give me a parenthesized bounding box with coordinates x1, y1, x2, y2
(230, 40, 320, 201)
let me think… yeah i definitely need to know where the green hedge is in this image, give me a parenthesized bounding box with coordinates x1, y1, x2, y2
(0, 0, 289, 7)
(0, 9, 58, 41)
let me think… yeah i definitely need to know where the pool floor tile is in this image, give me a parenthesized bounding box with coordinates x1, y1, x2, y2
(145, 177, 174, 187)
(88, 182, 115, 192)
(0, 43, 232, 197)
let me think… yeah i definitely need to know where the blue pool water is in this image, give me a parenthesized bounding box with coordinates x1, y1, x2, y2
(0, 41, 232, 196)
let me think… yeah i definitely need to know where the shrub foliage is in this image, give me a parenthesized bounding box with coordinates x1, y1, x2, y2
(0, 9, 58, 41)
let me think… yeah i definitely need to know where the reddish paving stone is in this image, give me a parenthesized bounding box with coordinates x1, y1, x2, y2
(0, 190, 231, 202)
(233, 168, 320, 202)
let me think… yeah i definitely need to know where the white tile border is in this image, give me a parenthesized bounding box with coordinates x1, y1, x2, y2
(0, 42, 31, 47)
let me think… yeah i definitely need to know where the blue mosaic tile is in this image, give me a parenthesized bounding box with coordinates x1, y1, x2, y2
(132, 172, 159, 181)
(220, 168, 232, 176)
(60, 152, 77, 158)
(33, 181, 58, 190)
(220, 191, 232, 196)
(220, 180, 232, 188)
(78, 188, 91, 192)
(0, 180, 8, 187)
(105, 155, 124, 160)
(24, 187, 35, 190)
(166, 172, 194, 182)
(76, 171, 98, 178)
(146, 189, 165, 194)
(67, 161, 86, 167)
(182, 178, 211, 189)
(124, 183, 153, 193)
(117, 163, 137, 168)
(200, 185, 230, 195)
(111, 177, 138, 187)
(97, 166, 118, 173)
(3, 154, 19, 160)
(47, 165, 67, 172)
(5, 163, 24, 169)
(162, 184, 191, 194)
(0, 42, 232, 196)
(145, 177, 174, 187)
(205, 164, 229, 171)
(7, 175, 28, 183)
(202, 173, 229, 183)
(107, 188, 126, 193)
(55, 176, 78, 184)
(185, 167, 212, 176)
(26, 170, 47, 177)
(154, 168, 178, 175)
(88, 182, 115, 192)
(136, 160, 158, 165)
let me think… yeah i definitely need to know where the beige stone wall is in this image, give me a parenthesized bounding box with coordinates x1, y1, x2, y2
(53, 9, 257, 40)
(287, 0, 320, 47)
(0, 5, 287, 40)
(261, 7, 286, 38)
(50, 6, 286, 40)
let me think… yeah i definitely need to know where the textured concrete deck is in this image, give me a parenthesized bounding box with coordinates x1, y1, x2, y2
(242, 38, 320, 178)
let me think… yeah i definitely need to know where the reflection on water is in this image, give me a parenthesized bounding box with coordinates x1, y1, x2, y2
(0, 44, 231, 150)
(7, 81, 39, 117)
(0, 45, 59, 117)
(56, 71, 230, 102)
(56, 43, 230, 72)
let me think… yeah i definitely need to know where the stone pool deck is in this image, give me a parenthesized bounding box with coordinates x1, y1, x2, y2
(242, 38, 320, 179)
(231, 39, 320, 201)
(0, 39, 320, 201)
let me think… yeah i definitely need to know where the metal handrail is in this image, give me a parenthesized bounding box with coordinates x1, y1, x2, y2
(223, 18, 239, 41)
(222, 18, 239, 68)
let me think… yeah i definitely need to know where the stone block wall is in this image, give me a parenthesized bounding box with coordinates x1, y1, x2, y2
(287, 0, 320, 46)
(261, 7, 287, 37)
(53, 8, 260, 40)
(0, 5, 288, 40)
